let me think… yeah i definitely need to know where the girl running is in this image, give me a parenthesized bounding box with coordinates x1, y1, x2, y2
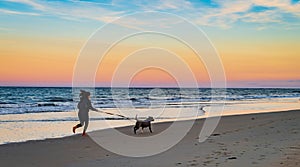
(72, 90, 98, 136)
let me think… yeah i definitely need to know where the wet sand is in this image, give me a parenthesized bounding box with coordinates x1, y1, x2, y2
(0, 110, 299, 167)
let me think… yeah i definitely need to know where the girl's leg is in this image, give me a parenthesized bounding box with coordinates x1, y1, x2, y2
(72, 123, 82, 133)
(82, 113, 89, 136)
(73, 112, 85, 133)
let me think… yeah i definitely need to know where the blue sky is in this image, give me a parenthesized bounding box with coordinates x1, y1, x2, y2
(1, 0, 300, 29)
(1, 0, 300, 43)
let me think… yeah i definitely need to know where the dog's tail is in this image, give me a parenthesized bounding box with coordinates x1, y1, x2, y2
(135, 114, 138, 120)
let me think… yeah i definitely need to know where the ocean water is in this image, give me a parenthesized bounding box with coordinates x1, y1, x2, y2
(0, 87, 300, 144)
(1, 87, 300, 115)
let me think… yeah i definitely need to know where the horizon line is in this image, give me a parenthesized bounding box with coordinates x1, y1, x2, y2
(0, 85, 299, 89)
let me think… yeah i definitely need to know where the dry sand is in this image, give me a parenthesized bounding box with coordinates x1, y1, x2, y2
(0, 110, 299, 167)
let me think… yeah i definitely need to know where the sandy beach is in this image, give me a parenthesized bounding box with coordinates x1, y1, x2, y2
(0, 110, 299, 167)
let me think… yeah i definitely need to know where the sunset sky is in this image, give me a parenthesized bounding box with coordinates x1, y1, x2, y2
(0, 0, 300, 87)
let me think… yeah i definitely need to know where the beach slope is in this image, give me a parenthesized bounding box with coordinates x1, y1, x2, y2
(0, 110, 299, 167)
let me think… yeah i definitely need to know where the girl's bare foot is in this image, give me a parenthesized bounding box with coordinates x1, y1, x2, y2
(82, 131, 86, 136)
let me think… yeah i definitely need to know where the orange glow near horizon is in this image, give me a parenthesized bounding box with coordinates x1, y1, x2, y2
(217, 39, 300, 82)
(0, 36, 81, 85)
(130, 68, 178, 87)
(94, 34, 210, 87)
(0, 33, 299, 87)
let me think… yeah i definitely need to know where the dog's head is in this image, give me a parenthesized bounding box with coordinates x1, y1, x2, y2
(146, 116, 154, 122)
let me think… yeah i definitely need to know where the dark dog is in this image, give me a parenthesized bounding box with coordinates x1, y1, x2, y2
(134, 115, 154, 134)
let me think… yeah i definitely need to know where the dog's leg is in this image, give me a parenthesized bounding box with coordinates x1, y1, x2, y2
(149, 125, 153, 133)
(134, 127, 137, 134)
(141, 127, 144, 133)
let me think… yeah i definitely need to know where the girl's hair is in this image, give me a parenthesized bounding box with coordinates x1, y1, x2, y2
(79, 90, 90, 99)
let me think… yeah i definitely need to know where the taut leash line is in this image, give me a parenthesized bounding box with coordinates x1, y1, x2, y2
(95, 109, 135, 121)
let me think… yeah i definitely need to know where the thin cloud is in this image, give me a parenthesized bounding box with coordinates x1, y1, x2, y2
(150, 0, 193, 10)
(242, 10, 282, 23)
(4, 0, 124, 23)
(6, 0, 45, 10)
(70, 0, 113, 6)
(0, 27, 13, 31)
(2, 0, 300, 29)
(190, 0, 300, 28)
(0, 8, 40, 16)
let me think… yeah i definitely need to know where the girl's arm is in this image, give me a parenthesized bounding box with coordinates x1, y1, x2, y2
(88, 101, 98, 111)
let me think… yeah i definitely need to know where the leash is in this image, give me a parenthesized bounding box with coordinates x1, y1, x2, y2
(95, 107, 206, 122)
(95, 109, 136, 122)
